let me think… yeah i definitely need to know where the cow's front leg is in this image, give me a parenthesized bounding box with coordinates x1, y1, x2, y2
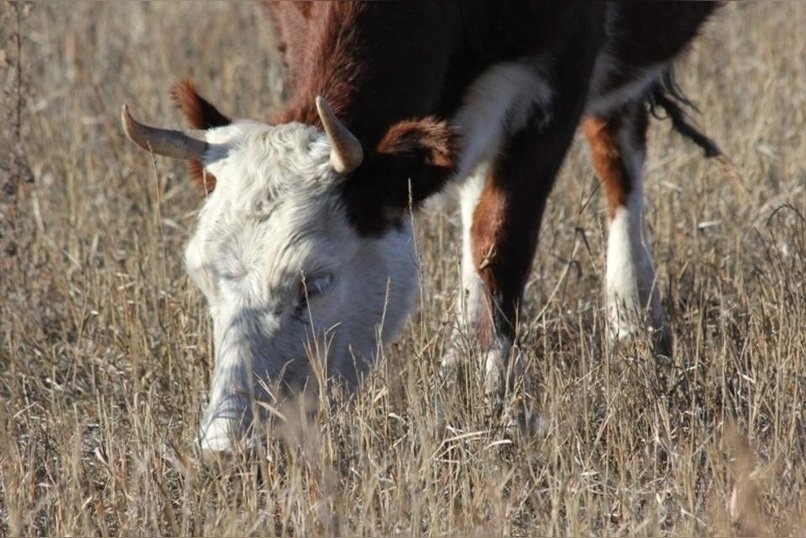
(447, 111, 583, 421)
(444, 162, 514, 391)
(441, 164, 519, 418)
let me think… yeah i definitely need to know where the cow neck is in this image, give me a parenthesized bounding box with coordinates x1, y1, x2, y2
(271, 3, 458, 149)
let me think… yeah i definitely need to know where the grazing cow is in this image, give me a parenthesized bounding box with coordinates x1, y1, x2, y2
(121, 2, 720, 453)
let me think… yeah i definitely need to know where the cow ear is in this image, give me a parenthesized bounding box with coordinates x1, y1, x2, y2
(374, 118, 457, 209)
(171, 78, 231, 129)
(171, 79, 231, 192)
(343, 118, 457, 235)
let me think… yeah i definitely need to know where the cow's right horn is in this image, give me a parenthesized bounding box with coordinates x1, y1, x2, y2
(121, 105, 208, 160)
(315, 96, 363, 174)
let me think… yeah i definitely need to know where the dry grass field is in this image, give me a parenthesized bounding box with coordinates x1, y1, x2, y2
(1, 2, 804, 535)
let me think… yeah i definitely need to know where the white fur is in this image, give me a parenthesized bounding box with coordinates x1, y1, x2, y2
(455, 164, 488, 338)
(186, 121, 418, 452)
(453, 62, 552, 179)
(604, 134, 666, 342)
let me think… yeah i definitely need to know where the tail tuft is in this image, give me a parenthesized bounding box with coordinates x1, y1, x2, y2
(649, 69, 721, 158)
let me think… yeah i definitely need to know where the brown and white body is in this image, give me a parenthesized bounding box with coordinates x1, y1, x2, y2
(121, 1, 720, 454)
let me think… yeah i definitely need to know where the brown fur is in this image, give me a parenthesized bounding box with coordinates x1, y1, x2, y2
(266, 2, 317, 91)
(343, 117, 458, 235)
(171, 78, 230, 130)
(582, 104, 649, 220)
(271, 3, 460, 140)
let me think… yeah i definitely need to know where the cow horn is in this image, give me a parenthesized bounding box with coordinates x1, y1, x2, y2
(121, 105, 208, 160)
(315, 96, 363, 174)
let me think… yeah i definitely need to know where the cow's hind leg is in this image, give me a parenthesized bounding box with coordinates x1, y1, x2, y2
(583, 103, 670, 353)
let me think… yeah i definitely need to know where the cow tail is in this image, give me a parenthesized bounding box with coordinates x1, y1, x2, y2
(648, 68, 722, 158)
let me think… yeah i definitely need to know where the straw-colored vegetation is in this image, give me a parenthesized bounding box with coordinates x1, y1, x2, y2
(1, 2, 804, 535)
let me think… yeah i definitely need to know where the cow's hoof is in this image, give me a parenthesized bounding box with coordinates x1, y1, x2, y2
(509, 398, 547, 438)
(198, 414, 256, 460)
(608, 314, 673, 361)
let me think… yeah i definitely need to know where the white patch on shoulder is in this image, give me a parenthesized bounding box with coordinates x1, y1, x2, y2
(452, 61, 552, 180)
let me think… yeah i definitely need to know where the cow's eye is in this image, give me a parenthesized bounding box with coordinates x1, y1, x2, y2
(304, 273, 334, 298)
(295, 273, 334, 318)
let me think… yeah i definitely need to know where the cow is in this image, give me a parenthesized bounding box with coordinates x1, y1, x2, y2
(121, 2, 721, 454)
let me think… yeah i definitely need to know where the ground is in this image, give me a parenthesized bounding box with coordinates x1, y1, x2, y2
(0, 2, 804, 535)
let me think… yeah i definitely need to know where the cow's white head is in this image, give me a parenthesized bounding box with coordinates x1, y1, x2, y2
(122, 81, 456, 454)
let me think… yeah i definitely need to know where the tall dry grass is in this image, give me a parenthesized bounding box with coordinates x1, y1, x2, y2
(1, 2, 804, 535)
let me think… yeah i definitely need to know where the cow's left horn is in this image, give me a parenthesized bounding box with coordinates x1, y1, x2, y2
(121, 105, 208, 160)
(315, 96, 363, 174)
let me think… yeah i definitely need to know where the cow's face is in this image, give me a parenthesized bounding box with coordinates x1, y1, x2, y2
(122, 84, 456, 453)
(184, 119, 422, 452)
